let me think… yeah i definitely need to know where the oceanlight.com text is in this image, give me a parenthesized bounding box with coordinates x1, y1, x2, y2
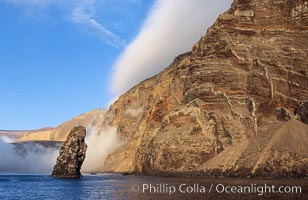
(131, 183, 302, 196)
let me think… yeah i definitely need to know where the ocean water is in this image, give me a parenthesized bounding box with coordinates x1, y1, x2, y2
(0, 174, 307, 200)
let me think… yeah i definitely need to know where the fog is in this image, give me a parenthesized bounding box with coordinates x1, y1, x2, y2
(111, 0, 233, 95)
(82, 125, 122, 173)
(0, 136, 58, 173)
(0, 125, 122, 174)
(0, 116, 123, 174)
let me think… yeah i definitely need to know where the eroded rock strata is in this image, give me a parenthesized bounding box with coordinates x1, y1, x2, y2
(32, 0, 308, 178)
(93, 0, 308, 177)
(52, 126, 87, 178)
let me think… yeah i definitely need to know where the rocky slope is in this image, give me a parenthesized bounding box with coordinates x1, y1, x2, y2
(0, 130, 31, 140)
(52, 126, 87, 178)
(93, 0, 308, 177)
(18, 109, 104, 142)
(199, 119, 308, 177)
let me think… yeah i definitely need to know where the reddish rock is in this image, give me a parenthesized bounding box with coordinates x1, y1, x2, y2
(95, 0, 308, 176)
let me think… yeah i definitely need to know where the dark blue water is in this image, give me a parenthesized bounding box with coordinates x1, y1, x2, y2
(0, 174, 307, 200)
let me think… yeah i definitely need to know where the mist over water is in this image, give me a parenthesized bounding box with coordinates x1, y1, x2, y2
(0, 125, 122, 173)
(0, 110, 123, 174)
(0, 136, 58, 173)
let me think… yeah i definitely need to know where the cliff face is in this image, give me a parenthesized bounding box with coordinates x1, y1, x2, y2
(97, 0, 308, 176)
(19, 0, 307, 176)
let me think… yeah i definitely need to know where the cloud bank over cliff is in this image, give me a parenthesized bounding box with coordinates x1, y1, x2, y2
(111, 0, 232, 94)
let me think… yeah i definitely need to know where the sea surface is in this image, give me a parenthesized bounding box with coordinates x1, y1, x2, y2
(0, 174, 307, 200)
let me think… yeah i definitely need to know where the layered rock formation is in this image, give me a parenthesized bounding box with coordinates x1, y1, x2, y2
(94, 0, 308, 177)
(52, 126, 87, 178)
(18, 0, 308, 177)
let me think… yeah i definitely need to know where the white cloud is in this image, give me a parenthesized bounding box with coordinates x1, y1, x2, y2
(111, 0, 233, 94)
(1, 0, 126, 47)
(71, 0, 126, 48)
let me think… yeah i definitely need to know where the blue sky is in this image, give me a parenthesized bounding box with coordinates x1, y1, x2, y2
(0, 0, 232, 130)
(0, 0, 153, 130)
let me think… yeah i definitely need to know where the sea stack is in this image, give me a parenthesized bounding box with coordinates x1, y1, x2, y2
(52, 126, 87, 178)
